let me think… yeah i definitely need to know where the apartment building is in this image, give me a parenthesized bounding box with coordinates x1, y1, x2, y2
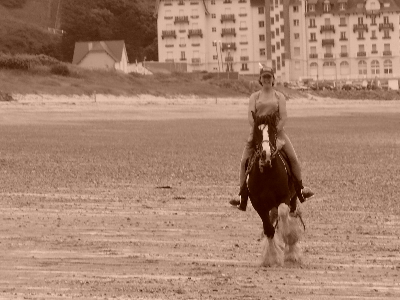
(156, 0, 282, 76)
(296, 0, 400, 82)
(156, 0, 400, 82)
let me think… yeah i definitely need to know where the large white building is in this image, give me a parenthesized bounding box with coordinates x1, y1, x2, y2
(155, 0, 400, 82)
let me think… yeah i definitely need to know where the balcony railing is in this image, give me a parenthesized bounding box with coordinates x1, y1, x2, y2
(188, 29, 203, 38)
(371, 50, 378, 54)
(221, 14, 235, 23)
(357, 51, 366, 57)
(221, 28, 236, 37)
(340, 52, 348, 57)
(324, 53, 333, 58)
(320, 24, 335, 33)
(379, 23, 394, 31)
(353, 24, 368, 32)
(174, 16, 189, 24)
(309, 53, 318, 59)
(165, 59, 174, 62)
(192, 58, 201, 64)
(225, 56, 233, 62)
(322, 39, 334, 47)
(383, 50, 392, 56)
(221, 42, 236, 51)
(161, 30, 177, 39)
(240, 56, 249, 61)
(339, 37, 348, 41)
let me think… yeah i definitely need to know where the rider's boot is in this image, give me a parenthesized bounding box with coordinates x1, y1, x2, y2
(294, 179, 315, 203)
(229, 184, 248, 211)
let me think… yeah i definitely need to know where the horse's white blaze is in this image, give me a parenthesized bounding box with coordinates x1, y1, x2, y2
(258, 124, 271, 158)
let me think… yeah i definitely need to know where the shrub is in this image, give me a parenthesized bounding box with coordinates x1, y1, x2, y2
(50, 64, 70, 76)
(0, 53, 61, 70)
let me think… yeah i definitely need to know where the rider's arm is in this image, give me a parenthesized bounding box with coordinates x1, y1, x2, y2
(247, 93, 256, 128)
(276, 92, 287, 132)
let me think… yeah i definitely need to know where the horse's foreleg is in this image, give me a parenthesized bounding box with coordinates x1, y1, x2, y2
(252, 202, 275, 238)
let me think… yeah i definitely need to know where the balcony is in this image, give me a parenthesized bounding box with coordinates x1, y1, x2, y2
(221, 42, 236, 51)
(221, 14, 235, 23)
(320, 24, 335, 33)
(339, 37, 348, 41)
(309, 53, 318, 59)
(353, 24, 368, 32)
(371, 50, 378, 54)
(225, 56, 233, 62)
(340, 52, 348, 57)
(383, 50, 392, 56)
(240, 56, 249, 61)
(165, 59, 174, 62)
(324, 53, 333, 58)
(322, 39, 334, 47)
(161, 30, 176, 39)
(357, 51, 366, 57)
(221, 28, 236, 37)
(174, 16, 189, 24)
(379, 23, 394, 31)
(188, 29, 203, 38)
(192, 58, 201, 64)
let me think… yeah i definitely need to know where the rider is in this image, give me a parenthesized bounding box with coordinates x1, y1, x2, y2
(230, 66, 314, 211)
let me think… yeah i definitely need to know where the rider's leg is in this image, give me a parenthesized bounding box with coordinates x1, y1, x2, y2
(280, 131, 314, 202)
(229, 140, 253, 210)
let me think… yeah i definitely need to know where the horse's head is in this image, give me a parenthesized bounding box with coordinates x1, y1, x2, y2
(252, 111, 278, 171)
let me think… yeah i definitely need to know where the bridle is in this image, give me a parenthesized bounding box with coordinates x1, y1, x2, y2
(258, 123, 278, 160)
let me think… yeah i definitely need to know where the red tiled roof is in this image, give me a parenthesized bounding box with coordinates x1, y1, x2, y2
(72, 40, 126, 65)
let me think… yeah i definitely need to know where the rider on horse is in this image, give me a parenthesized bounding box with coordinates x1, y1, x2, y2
(230, 66, 314, 211)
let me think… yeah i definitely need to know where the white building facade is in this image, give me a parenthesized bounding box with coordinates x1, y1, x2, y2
(156, 0, 400, 82)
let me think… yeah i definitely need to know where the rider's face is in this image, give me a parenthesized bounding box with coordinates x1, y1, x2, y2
(261, 74, 273, 86)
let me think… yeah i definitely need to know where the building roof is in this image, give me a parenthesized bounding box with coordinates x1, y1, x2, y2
(306, 0, 400, 16)
(250, 0, 265, 6)
(72, 40, 126, 65)
(154, 0, 209, 16)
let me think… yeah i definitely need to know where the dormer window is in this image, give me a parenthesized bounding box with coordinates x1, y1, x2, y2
(324, 3, 331, 12)
(308, 4, 315, 12)
(339, 3, 345, 10)
(384, 16, 389, 24)
(384, 2, 390, 8)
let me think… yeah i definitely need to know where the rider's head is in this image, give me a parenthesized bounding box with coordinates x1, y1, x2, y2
(259, 66, 275, 87)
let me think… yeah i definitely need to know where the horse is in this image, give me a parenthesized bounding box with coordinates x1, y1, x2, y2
(246, 111, 304, 266)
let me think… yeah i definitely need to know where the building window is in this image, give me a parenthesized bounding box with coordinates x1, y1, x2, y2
(372, 44, 377, 52)
(259, 34, 265, 41)
(371, 16, 376, 25)
(275, 14, 279, 22)
(384, 43, 390, 51)
(241, 63, 248, 71)
(358, 31, 364, 39)
(358, 60, 367, 75)
(294, 19, 299, 26)
(310, 46, 316, 54)
(340, 17, 346, 26)
(341, 45, 347, 53)
(260, 48, 266, 56)
(276, 28, 279, 36)
(211, 14, 216, 18)
(271, 18, 274, 25)
(358, 17, 363, 25)
(271, 31, 275, 38)
(293, 6, 299, 13)
(259, 21, 265, 27)
(181, 51, 186, 60)
(295, 61, 300, 69)
(212, 27, 216, 32)
(309, 19, 315, 27)
(276, 41, 280, 50)
(323, 3, 330, 12)
(213, 55, 218, 60)
(359, 44, 365, 52)
(371, 30, 376, 39)
(383, 29, 390, 38)
(340, 32, 346, 40)
(310, 32, 316, 41)
(280, 11, 283, 18)
(384, 59, 392, 74)
(272, 45, 275, 53)
(294, 33, 300, 39)
(339, 3, 345, 10)
(384, 16, 389, 24)
(258, 7, 264, 14)
(308, 4, 315, 12)
(371, 60, 380, 74)
(294, 47, 300, 56)
(211, 0, 216, 4)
